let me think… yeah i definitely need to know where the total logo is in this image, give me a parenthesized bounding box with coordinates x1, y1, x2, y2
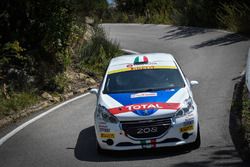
(108, 102, 180, 115)
(126, 103, 163, 111)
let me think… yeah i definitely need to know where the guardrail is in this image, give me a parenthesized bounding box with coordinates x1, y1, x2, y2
(246, 48, 250, 92)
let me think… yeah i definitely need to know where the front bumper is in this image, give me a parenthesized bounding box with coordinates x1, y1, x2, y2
(95, 110, 198, 151)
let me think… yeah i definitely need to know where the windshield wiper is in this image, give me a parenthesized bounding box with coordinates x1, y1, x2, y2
(103, 85, 184, 94)
(132, 86, 176, 93)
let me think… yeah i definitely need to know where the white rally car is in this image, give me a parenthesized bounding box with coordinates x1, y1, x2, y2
(90, 53, 200, 151)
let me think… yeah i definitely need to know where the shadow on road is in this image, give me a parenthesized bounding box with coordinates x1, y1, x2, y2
(159, 26, 248, 49)
(171, 146, 249, 167)
(191, 33, 249, 49)
(160, 26, 211, 40)
(74, 126, 192, 162)
(73, 126, 249, 166)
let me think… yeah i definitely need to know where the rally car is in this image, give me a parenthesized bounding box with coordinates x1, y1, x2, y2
(90, 53, 200, 151)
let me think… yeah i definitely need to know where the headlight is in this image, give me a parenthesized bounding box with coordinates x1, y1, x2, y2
(175, 97, 194, 118)
(96, 105, 119, 123)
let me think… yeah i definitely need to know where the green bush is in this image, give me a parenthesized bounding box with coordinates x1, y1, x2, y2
(108, 0, 250, 33)
(0, 91, 39, 118)
(79, 27, 122, 77)
(217, 2, 250, 34)
(46, 73, 69, 93)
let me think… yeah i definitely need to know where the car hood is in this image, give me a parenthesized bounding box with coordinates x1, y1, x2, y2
(99, 88, 190, 121)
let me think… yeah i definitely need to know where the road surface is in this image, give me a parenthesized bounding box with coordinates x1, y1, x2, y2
(0, 24, 250, 167)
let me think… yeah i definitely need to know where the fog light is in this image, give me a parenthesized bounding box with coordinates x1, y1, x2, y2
(182, 133, 190, 139)
(106, 139, 114, 146)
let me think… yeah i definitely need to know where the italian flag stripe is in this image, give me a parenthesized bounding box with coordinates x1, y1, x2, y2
(134, 56, 148, 63)
(151, 139, 157, 148)
(140, 140, 146, 145)
(134, 56, 139, 63)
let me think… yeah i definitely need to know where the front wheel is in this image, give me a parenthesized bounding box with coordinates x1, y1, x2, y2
(96, 141, 112, 154)
(96, 142, 106, 154)
(188, 124, 201, 150)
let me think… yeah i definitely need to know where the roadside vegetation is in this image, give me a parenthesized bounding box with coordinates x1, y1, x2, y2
(241, 84, 250, 161)
(78, 27, 122, 77)
(104, 0, 250, 35)
(0, 0, 119, 122)
(230, 77, 250, 162)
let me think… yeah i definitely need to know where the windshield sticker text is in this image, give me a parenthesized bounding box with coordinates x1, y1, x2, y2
(131, 92, 157, 98)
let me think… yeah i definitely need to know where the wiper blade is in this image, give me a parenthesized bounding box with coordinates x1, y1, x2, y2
(132, 87, 175, 93)
(103, 85, 183, 94)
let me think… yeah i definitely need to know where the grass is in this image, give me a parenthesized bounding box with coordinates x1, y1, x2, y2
(78, 26, 123, 78)
(0, 91, 40, 119)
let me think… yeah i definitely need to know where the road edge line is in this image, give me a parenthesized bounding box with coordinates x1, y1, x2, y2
(121, 49, 140, 54)
(0, 92, 90, 146)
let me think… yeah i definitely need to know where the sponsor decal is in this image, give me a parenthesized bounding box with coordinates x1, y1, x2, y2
(100, 133, 115, 139)
(180, 125, 194, 132)
(98, 124, 110, 132)
(183, 120, 194, 126)
(108, 66, 177, 74)
(98, 121, 110, 132)
(99, 121, 107, 125)
(131, 92, 157, 98)
(165, 89, 176, 92)
(108, 102, 180, 115)
(126, 64, 133, 68)
(130, 66, 154, 71)
(127, 62, 157, 68)
(108, 89, 180, 116)
(99, 128, 110, 132)
(127, 103, 162, 110)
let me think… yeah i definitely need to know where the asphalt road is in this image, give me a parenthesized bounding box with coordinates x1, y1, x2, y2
(1, 24, 250, 167)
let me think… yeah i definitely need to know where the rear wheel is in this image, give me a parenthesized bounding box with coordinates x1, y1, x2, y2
(188, 124, 201, 150)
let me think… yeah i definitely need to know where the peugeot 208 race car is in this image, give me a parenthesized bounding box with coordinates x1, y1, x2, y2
(90, 53, 200, 151)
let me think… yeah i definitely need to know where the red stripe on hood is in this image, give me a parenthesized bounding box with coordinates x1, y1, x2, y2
(108, 102, 180, 115)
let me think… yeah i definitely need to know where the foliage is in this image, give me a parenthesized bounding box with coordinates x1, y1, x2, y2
(217, 2, 250, 34)
(79, 27, 122, 77)
(46, 73, 69, 93)
(107, 0, 250, 34)
(0, 0, 109, 92)
(0, 41, 26, 73)
(0, 91, 39, 118)
(75, 0, 108, 19)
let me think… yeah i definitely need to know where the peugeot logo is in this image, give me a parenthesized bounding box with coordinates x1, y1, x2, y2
(143, 110, 149, 115)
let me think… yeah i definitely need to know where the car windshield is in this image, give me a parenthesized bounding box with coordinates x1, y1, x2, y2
(103, 69, 185, 94)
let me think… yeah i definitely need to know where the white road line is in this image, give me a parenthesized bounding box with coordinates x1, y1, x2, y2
(0, 48, 140, 147)
(121, 49, 140, 54)
(0, 93, 90, 146)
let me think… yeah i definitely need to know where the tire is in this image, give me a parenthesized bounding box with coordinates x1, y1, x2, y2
(188, 124, 201, 150)
(96, 142, 108, 154)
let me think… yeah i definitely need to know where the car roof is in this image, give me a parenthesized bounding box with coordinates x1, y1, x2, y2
(107, 53, 177, 74)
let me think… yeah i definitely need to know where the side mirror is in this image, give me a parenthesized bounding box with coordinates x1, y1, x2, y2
(190, 80, 199, 87)
(90, 88, 98, 95)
